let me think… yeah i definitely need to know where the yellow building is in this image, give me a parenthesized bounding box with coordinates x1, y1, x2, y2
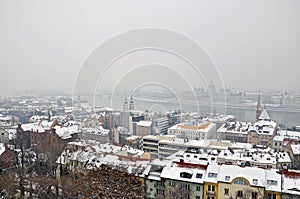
(204, 164, 219, 199)
(216, 165, 281, 199)
(204, 182, 218, 199)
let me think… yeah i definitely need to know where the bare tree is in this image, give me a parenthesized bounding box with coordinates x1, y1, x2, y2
(229, 187, 264, 199)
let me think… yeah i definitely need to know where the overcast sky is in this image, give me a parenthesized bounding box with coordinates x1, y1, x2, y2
(0, 0, 299, 96)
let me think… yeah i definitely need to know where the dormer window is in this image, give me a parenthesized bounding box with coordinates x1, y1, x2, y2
(233, 178, 249, 186)
(208, 172, 217, 178)
(253, 179, 258, 185)
(267, 180, 277, 186)
(180, 172, 192, 179)
(225, 176, 230, 181)
(196, 173, 203, 179)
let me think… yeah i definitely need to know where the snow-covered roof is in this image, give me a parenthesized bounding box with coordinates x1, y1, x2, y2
(283, 171, 300, 195)
(218, 119, 277, 136)
(217, 122, 250, 134)
(218, 164, 266, 187)
(161, 162, 206, 184)
(291, 144, 300, 155)
(137, 120, 152, 127)
(0, 143, 5, 156)
(205, 163, 220, 183)
(55, 124, 79, 139)
(273, 135, 284, 142)
(278, 130, 300, 140)
(259, 109, 271, 120)
(82, 126, 109, 136)
(202, 114, 235, 123)
(0, 115, 11, 121)
(265, 169, 282, 192)
(169, 122, 215, 133)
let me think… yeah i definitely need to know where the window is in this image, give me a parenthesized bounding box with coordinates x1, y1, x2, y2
(196, 173, 203, 179)
(252, 192, 258, 199)
(237, 190, 243, 197)
(267, 180, 278, 186)
(225, 176, 230, 181)
(180, 172, 192, 179)
(224, 188, 229, 195)
(156, 189, 164, 196)
(267, 193, 277, 199)
(208, 172, 217, 178)
(253, 179, 258, 185)
(156, 181, 164, 187)
(169, 181, 175, 187)
(181, 183, 190, 190)
(208, 185, 215, 192)
(233, 178, 249, 186)
(169, 191, 175, 196)
(196, 185, 201, 191)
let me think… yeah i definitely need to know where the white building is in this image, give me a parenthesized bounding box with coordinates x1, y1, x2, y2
(142, 135, 175, 159)
(168, 122, 216, 140)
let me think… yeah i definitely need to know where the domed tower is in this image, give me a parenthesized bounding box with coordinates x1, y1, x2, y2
(129, 95, 135, 111)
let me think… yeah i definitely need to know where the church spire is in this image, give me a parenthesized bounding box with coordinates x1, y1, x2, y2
(256, 91, 262, 121)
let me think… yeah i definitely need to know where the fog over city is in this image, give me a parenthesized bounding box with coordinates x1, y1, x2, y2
(1, 0, 300, 97)
(2, 2, 300, 198)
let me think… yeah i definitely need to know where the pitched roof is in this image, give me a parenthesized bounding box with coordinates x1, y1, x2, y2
(259, 109, 271, 120)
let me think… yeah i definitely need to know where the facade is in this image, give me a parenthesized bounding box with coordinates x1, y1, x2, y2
(217, 121, 249, 143)
(281, 170, 300, 198)
(80, 126, 110, 143)
(168, 122, 216, 141)
(204, 164, 219, 199)
(0, 128, 9, 143)
(136, 121, 152, 137)
(144, 161, 206, 199)
(144, 157, 285, 199)
(0, 144, 17, 169)
(153, 117, 169, 135)
(288, 144, 300, 168)
(16, 120, 79, 151)
(57, 141, 149, 176)
(141, 136, 292, 168)
(142, 135, 175, 159)
(217, 110, 277, 148)
(247, 118, 277, 147)
(120, 111, 130, 130)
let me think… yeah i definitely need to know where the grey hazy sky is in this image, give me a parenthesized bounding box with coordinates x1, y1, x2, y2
(0, 0, 300, 96)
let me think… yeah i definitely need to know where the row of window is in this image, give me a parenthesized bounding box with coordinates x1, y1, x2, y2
(154, 183, 276, 199)
(223, 188, 259, 199)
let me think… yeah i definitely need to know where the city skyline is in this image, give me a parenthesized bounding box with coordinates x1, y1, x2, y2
(1, 1, 300, 96)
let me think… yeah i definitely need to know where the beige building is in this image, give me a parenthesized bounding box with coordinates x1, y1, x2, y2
(217, 110, 277, 148)
(136, 121, 152, 137)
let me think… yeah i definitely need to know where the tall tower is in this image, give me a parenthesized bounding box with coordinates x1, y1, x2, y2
(256, 92, 262, 121)
(123, 94, 128, 111)
(129, 95, 135, 111)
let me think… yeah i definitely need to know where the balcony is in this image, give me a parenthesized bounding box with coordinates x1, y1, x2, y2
(206, 190, 215, 195)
